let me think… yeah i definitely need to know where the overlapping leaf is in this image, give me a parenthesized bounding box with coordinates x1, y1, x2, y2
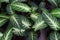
(42, 8, 60, 31)
(10, 14, 31, 36)
(0, 14, 9, 27)
(0, 0, 9, 3)
(1, 24, 13, 40)
(10, 2, 31, 12)
(30, 12, 47, 31)
(49, 32, 60, 40)
(0, 32, 3, 39)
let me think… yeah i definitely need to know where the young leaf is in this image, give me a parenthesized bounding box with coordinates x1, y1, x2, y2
(51, 8, 60, 18)
(30, 12, 47, 31)
(47, 0, 58, 7)
(49, 32, 60, 40)
(27, 31, 38, 40)
(42, 8, 60, 31)
(1, 24, 13, 40)
(10, 2, 31, 12)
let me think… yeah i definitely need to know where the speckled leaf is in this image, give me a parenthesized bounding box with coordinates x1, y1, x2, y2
(10, 2, 31, 12)
(42, 8, 60, 31)
(30, 12, 47, 31)
(51, 8, 60, 18)
(49, 32, 60, 40)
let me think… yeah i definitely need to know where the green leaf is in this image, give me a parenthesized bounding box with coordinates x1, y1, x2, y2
(49, 32, 60, 40)
(51, 8, 60, 18)
(10, 2, 31, 12)
(30, 12, 47, 31)
(0, 14, 9, 27)
(10, 14, 31, 36)
(1, 24, 13, 40)
(39, 2, 46, 10)
(27, 31, 38, 40)
(0, 32, 3, 39)
(47, 0, 58, 7)
(9, 0, 26, 3)
(30, 2, 38, 11)
(0, 0, 9, 3)
(6, 5, 14, 15)
(42, 8, 60, 31)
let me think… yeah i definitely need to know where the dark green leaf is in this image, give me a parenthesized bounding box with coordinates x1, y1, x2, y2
(0, 14, 9, 27)
(0, 0, 9, 3)
(10, 2, 31, 12)
(27, 31, 38, 40)
(10, 14, 31, 36)
(30, 12, 47, 31)
(49, 32, 60, 40)
(42, 8, 60, 31)
(6, 5, 14, 15)
(1, 24, 13, 40)
(51, 8, 60, 18)
(30, 2, 38, 11)
(47, 0, 58, 7)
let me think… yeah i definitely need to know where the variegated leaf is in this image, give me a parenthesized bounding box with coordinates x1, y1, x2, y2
(49, 32, 60, 40)
(0, 14, 9, 27)
(48, 0, 57, 7)
(6, 5, 14, 15)
(30, 12, 47, 31)
(10, 2, 31, 12)
(27, 31, 38, 40)
(51, 8, 60, 18)
(10, 14, 31, 36)
(42, 8, 60, 31)
(0, 32, 3, 39)
(1, 24, 13, 40)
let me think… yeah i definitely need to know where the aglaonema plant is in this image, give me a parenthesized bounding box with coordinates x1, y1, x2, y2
(0, 0, 60, 40)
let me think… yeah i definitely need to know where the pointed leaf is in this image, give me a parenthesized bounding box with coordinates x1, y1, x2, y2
(10, 2, 31, 12)
(30, 12, 47, 31)
(49, 32, 60, 40)
(42, 8, 60, 31)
